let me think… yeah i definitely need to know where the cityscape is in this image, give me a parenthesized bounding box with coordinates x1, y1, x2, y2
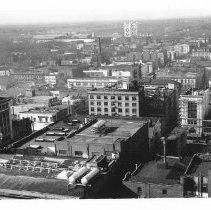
(1, 0, 211, 203)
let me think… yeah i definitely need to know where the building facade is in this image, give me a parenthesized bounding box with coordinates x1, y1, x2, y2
(67, 78, 119, 89)
(179, 89, 210, 137)
(0, 97, 13, 145)
(124, 21, 138, 37)
(88, 89, 144, 117)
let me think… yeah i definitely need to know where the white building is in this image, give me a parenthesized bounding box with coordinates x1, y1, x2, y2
(17, 105, 72, 131)
(45, 75, 57, 87)
(124, 21, 138, 37)
(179, 88, 210, 136)
(174, 44, 190, 56)
(67, 78, 119, 89)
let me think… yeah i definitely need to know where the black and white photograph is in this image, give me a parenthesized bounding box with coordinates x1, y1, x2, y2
(0, 0, 211, 207)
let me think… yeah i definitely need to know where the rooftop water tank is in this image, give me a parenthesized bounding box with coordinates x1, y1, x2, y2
(81, 167, 100, 185)
(68, 166, 89, 185)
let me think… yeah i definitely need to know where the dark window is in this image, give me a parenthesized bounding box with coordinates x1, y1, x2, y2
(111, 96, 115, 100)
(118, 108, 122, 113)
(104, 96, 108, 99)
(125, 103, 129, 107)
(90, 102, 94, 105)
(97, 102, 101, 106)
(75, 151, 83, 156)
(59, 150, 67, 155)
(125, 108, 129, 113)
(90, 95, 94, 99)
(132, 103, 136, 107)
(162, 189, 167, 195)
(97, 95, 101, 99)
(97, 107, 101, 112)
(91, 107, 94, 112)
(104, 102, 108, 106)
(125, 96, 129, 100)
(118, 102, 122, 107)
(104, 108, 108, 112)
(118, 96, 122, 100)
(188, 101, 197, 118)
(132, 109, 137, 114)
(132, 96, 137, 101)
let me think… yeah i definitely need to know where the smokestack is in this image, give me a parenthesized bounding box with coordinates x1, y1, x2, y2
(161, 137, 167, 166)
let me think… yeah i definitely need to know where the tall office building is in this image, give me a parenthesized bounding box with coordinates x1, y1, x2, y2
(124, 21, 138, 37)
(0, 97, 13, 145)
(179, 88, 209, 136)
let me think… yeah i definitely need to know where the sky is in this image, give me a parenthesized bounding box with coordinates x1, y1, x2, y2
(0, 0, 211, 24)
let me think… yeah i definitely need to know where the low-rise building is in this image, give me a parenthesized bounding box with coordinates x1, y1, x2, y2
(44, 75, 57, 87)
(123, 157, 187, 198)
(17, 104, 71, 131)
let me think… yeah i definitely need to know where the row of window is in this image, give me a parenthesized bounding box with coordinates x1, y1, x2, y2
(90, 107, 137, 114)
(90, 101, 137, 107)
(71, 82, 116, 87)
(89, 95, 137, 101)
(174, 79, 195, 84)
(58, 150, 115, 157)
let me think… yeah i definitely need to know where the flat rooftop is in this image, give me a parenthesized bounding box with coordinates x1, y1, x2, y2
(129, 158, 187, 185)
(17, 118, 146, 150)
(88, 89, 139, 94)
(69, 118, 145, 145)
(0, 154, 87, 198)
(19, 104, 68, 114)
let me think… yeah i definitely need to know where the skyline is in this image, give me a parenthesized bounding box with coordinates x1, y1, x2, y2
(0, 0, 211, 24)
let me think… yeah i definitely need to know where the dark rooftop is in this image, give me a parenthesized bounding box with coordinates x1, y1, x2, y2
(129, 158, 188, 185)
(185, 154, 211, 177)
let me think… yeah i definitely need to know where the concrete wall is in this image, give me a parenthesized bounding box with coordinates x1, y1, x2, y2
(123, 181, 184, 198)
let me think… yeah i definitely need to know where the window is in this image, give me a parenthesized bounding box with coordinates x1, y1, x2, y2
(91, 107, 94, 112)
(76, 82, 81, 86)
(118, 96, 122, 100)
(132, 109, 137, 114)
(125, 108, 129, 113)
(132, 96, 137, 101)
(162, 189, 167, 195)
(118, 103, 122, 107)
(125, 96, 129, 100)
(111, 107, 116, 112)
(104, 102, 108, 106)
(104, 96, 108, 99)
(75, 151, 83, 156)
(125, 103, 129, 107)
(104, 108, 108, 112)
(90, 95, 94, 99)
(188, 101, 197, 118)
(90, 101, 94, 105)
(97, 102, 101, 106)
(137, 187, 142, 197)
(97, 95, 101, 99)
(132, 103, 136, 107)
(97, 108, 101, 112)
(111, 96, 115, 100)
(118, 108, 122, 113)
(59, 150, 67, 155)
